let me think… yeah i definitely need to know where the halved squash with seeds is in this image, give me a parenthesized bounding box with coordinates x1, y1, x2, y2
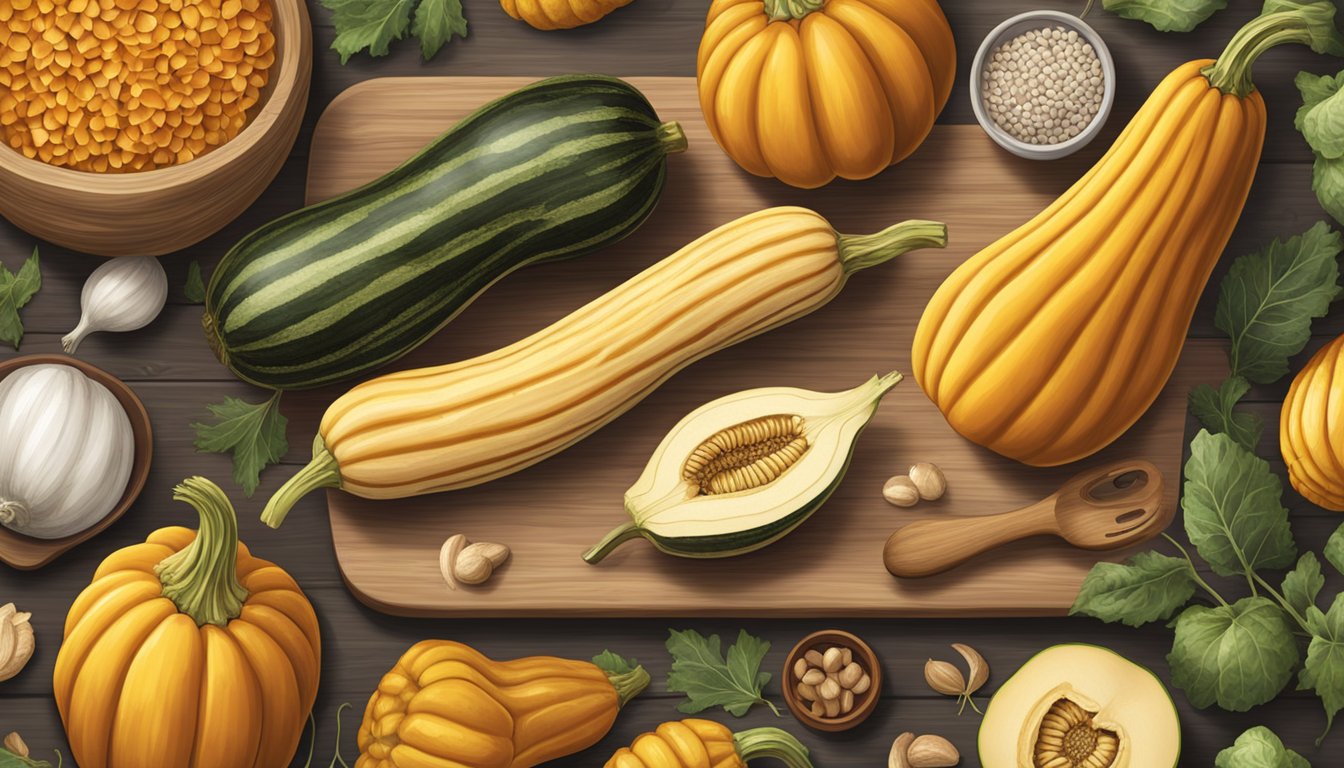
(980, 644, 1180, 768)
(582, 373, 901, 562)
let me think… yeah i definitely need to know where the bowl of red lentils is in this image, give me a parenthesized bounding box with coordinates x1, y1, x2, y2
(970, 10, 1116, 161)
(0, 0, 311, 256)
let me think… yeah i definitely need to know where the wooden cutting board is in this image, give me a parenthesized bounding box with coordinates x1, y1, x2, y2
(310, 77, 1224, 617)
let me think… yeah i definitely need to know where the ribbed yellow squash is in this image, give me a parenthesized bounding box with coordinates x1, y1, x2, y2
(262, 207, 945, 526)
(605, 720, 814, 768)
(501, 0, 632, 29)
(913, 5, 1342, 466)
(1282, 333, 1344, 510)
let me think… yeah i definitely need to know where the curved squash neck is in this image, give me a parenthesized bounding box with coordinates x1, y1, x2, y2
(763, 0, 823, 21)
(838, 220, 948, 275)
(1203, 4, 1344, 97)
(156, 477, 249, 627)
(734, 727, 815, 768)
(263, 435, 342, 528)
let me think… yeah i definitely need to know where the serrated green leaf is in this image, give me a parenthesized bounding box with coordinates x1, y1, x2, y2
(322, 0, 414, 63)
(1214, 222, 1343, 383)
(411, 0, 468, 60)
(1326, 522, 1344, 573)
(1285, 552, 1326, 617)
(1313, 154, 1344, 225)
(191, 391, 288, 496)
(1182, 431, 1296, 577)
(1296, 71, 1344, 158)
(666, 628, 778, 718)
(184, 260, 205, 304)
(0, 246, 41, 350)
(1070, 551, 1196, 627)
(1189, 377, 1264, 451)
(1169, 597, 1299, 711)
(1300, 594, 1344, 740)
(1215, 725, 1312, 768)
(592, 650, 638, 676)
(0, 748, 53, 768)
(1103, 0, 1226, 31)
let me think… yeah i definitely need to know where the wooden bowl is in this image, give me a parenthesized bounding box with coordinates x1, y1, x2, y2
(782, 630, 883, 732)
(0, 355, 153, 570)
(0, 0, 312, 257)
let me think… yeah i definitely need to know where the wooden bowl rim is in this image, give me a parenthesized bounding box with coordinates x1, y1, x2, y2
(0, 354, 153, 570)
(0, 0, 310, 193)
(781, 629, 883, 732)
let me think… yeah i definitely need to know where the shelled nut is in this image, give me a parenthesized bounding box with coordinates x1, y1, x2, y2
(792, 642, 871, 720)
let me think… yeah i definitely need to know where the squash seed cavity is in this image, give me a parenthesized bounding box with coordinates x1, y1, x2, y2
(1034, 699, 1119, 768)
(682, 414, 808, 495)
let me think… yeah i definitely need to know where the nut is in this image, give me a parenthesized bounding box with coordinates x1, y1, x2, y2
(801, 668, 826, 686)
(818, 677, 841, 701)
(907, 734, 960, 767)
(440, 535, 510, 589)
(952, 643, 989, 695)
(823, 697, 840, 717)
(840, 647, 853, 666)
(883, 475, 921, 507)
(804, 649, 825, 667)
(793, 658, 809, 679)
(797, 682, 818, 702)
(924, 659, 965, 697)
(840, 688, 854, 714)
(0, 603, 34, 683)
(908, 462, 947, 501)
(3, 731, 28, 758)
(889, 732, 915, 768)
(822, 646, 844, 673)
(810, 700, 825, 718)
(852, 672, 872, 695)
(838, 661, 863, 689)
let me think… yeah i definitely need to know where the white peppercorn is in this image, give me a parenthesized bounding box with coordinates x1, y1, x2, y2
(981, 25, 1105, 145)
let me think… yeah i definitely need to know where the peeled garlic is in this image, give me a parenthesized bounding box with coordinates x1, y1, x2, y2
(0, 603, 34, 682)
(440, 535, 510, 589)
(62, 256, 168, 353)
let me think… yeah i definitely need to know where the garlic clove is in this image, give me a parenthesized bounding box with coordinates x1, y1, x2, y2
(889, 732, 915, 768)
(908, 462, 947, 501)
(907, 734, 960, 767)
(0, 603, 35, 683)
(63, 256, 168, 353)
(3, 731, 28, 758)
(883, 475, 921, 507)
(952, 643, 989, 695)
(439, 534, 467, 591)
(924, 658, 966, 697)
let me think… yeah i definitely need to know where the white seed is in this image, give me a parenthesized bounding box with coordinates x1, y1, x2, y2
(981, 24, 1104, 145)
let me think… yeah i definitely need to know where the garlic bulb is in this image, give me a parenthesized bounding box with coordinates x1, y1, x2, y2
(0, 364, 134, 539)
(62, 256, 167, 353)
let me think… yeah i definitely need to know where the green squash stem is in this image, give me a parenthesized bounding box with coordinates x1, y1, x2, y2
(838, 220, 947, 275)
(582, 522, 644, 564)
(605, 663, 652, 708)
(657, 122, 689, 155)
(1203, 2, 1344, 98)
(262, 436, 341, 529)
(156, 477, 249, 627)
(733, 727, 815, 768)
(763, 0, 822, 21)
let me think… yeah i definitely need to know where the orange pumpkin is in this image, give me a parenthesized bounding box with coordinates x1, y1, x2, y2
(1282, 334, 1344, 510)
(53, 477, 321, 768)
(696, 0, 955, 189)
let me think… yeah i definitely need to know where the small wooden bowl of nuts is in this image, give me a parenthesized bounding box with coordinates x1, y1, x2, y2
(782, 629, 881, 732)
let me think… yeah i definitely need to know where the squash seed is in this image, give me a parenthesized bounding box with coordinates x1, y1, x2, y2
(1034, 699, 1119, 768)
(682, 414, 808, 495)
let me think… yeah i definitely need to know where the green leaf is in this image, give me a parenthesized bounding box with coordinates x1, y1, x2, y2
(1300, 594, 1344, 740)
(1169, 597, 1299, 711)
(666, 628, 778, 718)
(1313, 154, 1344, 226)
(1182, 430, 1297, 577)
(1325, 521, 1344, 573)
(0, 246, 41, 350)
(1070, 551, 1196, 627)
(592, 650, 638, 676)
(1189, 377, 1264, 451)
(322, 0, 415, 63)
(1215, 725, 1311, 768)
(191, 391, 288, 496)
(411, 0, 468, 60)
(184, 260, 205, 304)
(1103, 0, 1226, 31)
(1296, 71, 1344, 159)
(1284, 552, 1325, 617)
(1214, 222, 1343, 383)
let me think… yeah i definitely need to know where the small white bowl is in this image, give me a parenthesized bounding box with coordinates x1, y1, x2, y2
(970, 10, 1117, 160)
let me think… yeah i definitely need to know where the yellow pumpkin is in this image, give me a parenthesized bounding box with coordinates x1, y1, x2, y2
(1282, 333, 1344, 510)
(53, 477, 320, 768)
(357, 640, 650, 767)
(500, 0, 632, 30)
(605, 720, 814, 768)
(696, 0, 955, 189)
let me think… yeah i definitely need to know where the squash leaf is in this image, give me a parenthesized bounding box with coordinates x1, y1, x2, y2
(0, 246, 41, 350)
(1213, 222, 1343, 384)
(1169, 597, 1299, 711)
(1314, 154, 1344, 225)
(1215, 726, 1311, 768)
(323, 0, 415, 63)
(1070, 550, 1196, 627)
(1183, 430, 1296, 577)
(592, 650, 639, 676)
(1296, 71, 1344, 159)
(1285, 552, 1326, 617)
(1300, 594, 1344, 741)
(192, 391, 288, 496)
(666, 628, 779, 718)
(1189, 377, 1263, 452)
(411, 0, 468, 60)
(1324, 522, 1344, 574)
(1103, 0, 1227, 32)
(184, 260, 205, 304)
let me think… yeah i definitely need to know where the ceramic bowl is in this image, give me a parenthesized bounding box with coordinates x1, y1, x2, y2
(781, 629, 882, 732)
(0, 0, 312, 257)
(970, 10, 1117, 160)
(0, 355, 153, 569)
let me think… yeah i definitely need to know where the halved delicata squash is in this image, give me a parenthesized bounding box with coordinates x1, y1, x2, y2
(583, 373, 901, 562)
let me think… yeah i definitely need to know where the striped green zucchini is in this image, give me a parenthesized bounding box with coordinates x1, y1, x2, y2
(203, 75, 687, 390)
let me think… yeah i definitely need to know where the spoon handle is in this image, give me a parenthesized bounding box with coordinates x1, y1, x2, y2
(883, 497, 1060, 578)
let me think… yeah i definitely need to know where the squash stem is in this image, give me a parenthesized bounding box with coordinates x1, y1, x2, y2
(582, 522, 643, 564)
(605, 663, 652, 708)
(156, 477, 248, 627)
(262, 436, 341, 529)
(1203, 3, 1344, 98)
(838, 219, 947, 275)
(762, 0, 822, 21)
(734, 727, 815, 768)
(657, 121, 689, 155)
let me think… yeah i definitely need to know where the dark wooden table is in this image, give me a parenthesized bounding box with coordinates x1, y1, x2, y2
(1, 1, 1340, 764)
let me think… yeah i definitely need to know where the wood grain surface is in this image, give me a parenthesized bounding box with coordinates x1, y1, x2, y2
(309, 77, 1223, 617)
(0, 1, 1340, 765)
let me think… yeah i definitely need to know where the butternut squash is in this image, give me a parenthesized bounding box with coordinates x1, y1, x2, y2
(1281, 333, 1344, 510)
(262, 207, 946, 526)
(912, 3, 1344, 466)
(605, 720, 814, 768)
(356, 640, 649, 767)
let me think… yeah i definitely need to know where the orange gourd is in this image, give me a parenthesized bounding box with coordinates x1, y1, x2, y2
(52, 477, 320, 768)
(1282, 333, 1344, 510)
(912, 5, 1342, 466)
(696, 0, 955, 189)
(605, 720, 814, 768)
(501, 0, 631, 29)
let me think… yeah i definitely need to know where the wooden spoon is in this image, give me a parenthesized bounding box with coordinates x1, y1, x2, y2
(883, 459, 1169, 578)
